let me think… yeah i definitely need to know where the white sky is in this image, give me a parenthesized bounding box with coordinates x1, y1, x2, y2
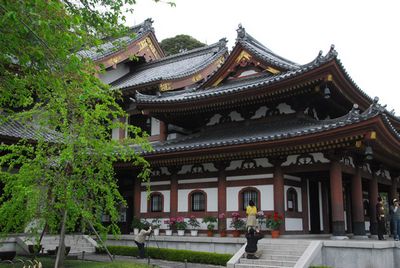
(127, 0, 400, 114)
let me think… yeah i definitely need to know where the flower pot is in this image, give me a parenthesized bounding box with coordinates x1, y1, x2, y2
(153, 228, 160, 236)
(220, 230, 227, 237)
(133, 228, 139, 235)
(165, 229, 172, 236)
(232, 230, 240, 237)
(177, 230, 185, 236)
(271, 230, 280, 238)
(190, 230, 198, 236)
(207, 230, 213, 237)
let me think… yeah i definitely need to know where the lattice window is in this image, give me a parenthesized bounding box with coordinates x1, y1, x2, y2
(191, 191, 206, 212)
(242, 190, 258, 211)
(150, 193, 163, 212)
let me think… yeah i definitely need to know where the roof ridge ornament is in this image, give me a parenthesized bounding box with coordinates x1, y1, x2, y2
(365, 96, 386, 115)
(236, 23, 246, 40)
(218, 38, 228, 49)
(327, 44, 338, 58)
(139, 18, 154, 33)
(347, 104, 360, 120)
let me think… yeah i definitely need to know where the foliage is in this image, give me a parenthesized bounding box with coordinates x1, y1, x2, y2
(175, 216, 187, 230)
(266, 212, 284, 230)
(0, 0, 159, 266)
(97, 245, 232, 266)
(131, 217, 142, 230)
(188, 215, 200, 229)
(160, 34, 205, 56)
(202, 216, 217, 231)
(151, 217, 161, 229)
(164, 217, 176, 229)
(230, 212, 246, 230)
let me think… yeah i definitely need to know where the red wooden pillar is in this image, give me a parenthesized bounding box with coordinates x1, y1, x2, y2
(351, 164, 366, 236)
(329, 159, 346, 236)
(133, 175, 141, 219)
(216, 161, 228, 231)
(369, 171, 379, 235)
(159, 120, 168, 142)
(169, 167, 179, 218)
(272, 157, 286, 233)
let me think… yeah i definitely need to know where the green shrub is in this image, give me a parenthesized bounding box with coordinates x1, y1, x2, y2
(96, 245, 232, 266)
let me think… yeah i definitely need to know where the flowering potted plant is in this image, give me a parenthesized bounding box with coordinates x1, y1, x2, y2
(175, 217, 187, 236)
(151, 217, 161, 236)
(218, 213, 227, 237)
(230, 212, 246, 237)
(202, 216, 217, 237)
(266, 212, 283, 238)
(188, 215, 200, 236)
(256, 211, 266, 229)
(164, 217, 176, 236)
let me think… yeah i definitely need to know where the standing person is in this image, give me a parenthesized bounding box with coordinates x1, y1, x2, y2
(134, 226, 152, 259)
(246, 200, 257, 230)
(390, 199, 400, 241)
(376, 196, 386, 240)
(245, 227, 263, 259)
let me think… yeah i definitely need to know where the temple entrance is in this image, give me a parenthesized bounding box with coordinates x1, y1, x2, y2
(309, 180, 321, 234)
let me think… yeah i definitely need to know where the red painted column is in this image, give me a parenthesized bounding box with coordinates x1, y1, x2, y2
(159, 120, 168, 142)
(272, 157, 286, 233)
(133, 175, 141, 219)
(369, 172, 379, 235)
(216, 161, 228, 232)
(351, 164, 366, 236)
(169, 167, 179, 218)
(329, 159, 346, 236)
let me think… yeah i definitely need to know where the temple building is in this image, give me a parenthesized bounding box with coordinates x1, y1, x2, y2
(2, 19, 400, 237)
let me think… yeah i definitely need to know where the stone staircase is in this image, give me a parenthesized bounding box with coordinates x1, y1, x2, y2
(23, 234, 97, 255)
(234, 239, 311, 268)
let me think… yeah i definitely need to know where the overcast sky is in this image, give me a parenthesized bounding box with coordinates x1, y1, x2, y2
(127, 0, 400, 114)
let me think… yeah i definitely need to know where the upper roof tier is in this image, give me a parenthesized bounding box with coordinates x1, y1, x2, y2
(112, 39, 228, 94)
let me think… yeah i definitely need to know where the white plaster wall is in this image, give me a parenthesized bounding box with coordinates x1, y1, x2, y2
(284, 185, 303, 212)
(226, 185, 273, 211)
(98, 63, 130, 84)
(229, 111, 244, 121)
(151, 117, 160, 136)
(140, 190, 170, 213)
(226, 160, 242, 171)
(252, 106, 267, 119)
(206, 114, 222, 126)
(203, 163, 218, 172)
(254, 158, 273, 168)
(277, 103, 295, 114)
(285, 218, 303, 231)
(177, 188, 218, 212)
(178, 165, 191, 174)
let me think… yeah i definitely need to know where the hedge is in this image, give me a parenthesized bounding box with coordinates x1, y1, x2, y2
(96, 245, 232, 266)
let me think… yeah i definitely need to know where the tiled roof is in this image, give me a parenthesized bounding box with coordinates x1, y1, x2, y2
(77, 18, 154, 61)
(236, 24, 299, 70)
(143, 103, 398, 155)
(135, 47, 337, 104)
(111, 39, 228, 90)
(0, 118, 61, 143)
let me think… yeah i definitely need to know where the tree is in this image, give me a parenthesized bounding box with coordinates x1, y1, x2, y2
(160, 34, 205, 56)
(0, 1, 169, 267)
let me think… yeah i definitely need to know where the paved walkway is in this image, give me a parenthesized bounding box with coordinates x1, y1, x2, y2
(82, 253, 225, 268)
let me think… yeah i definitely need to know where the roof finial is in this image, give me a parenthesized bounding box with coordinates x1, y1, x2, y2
(236, 23, 246, 39)
(218, 38, 228, 49)
(141, 18, 154, 32)
(327, 44, 338, 58)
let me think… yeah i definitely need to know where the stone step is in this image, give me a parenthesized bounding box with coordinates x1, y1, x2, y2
(259, 254, 301, 261)
(235, 264, 293, 268)
(259, 244, 308, 250)
(259, 249, 305, 255)
(240, 258, 297, 267)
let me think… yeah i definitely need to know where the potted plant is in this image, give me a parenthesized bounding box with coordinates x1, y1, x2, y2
(131, 217, 142, 235)
(256, 211, 266, 230)
(164, 217, 176, 236)
(151, 217, 161, 236)
(266, 212, 283, 238)
(202, 216, 217, 237)
(230, 212, 246, 237)
(218, 213, 227, 237)
(188, 215, 200, 236)
(175, 216, 187, 236)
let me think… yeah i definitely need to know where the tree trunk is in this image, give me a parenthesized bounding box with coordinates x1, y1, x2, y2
(54, 209, 67, 268)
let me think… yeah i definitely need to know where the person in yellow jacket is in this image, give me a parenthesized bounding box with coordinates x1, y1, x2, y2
(246, 200, 257, 230)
